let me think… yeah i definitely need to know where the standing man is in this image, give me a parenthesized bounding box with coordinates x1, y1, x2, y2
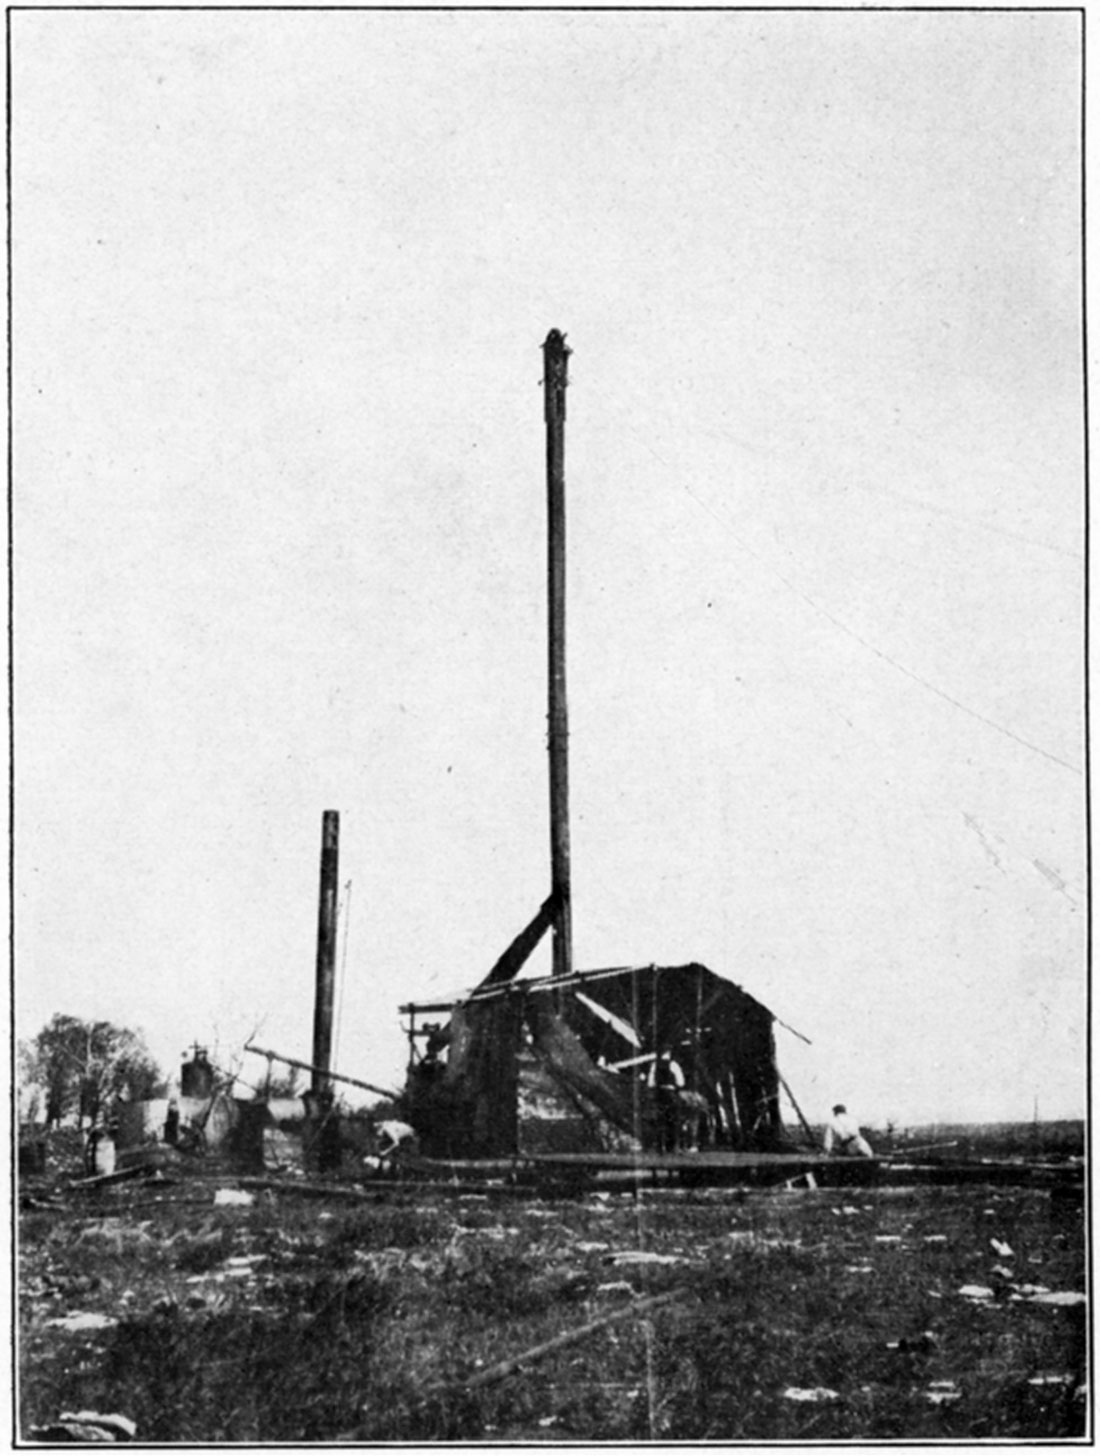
(824, 1103, 874, 1158)
(164, 1098, 180, 1146)
(653, 1054, 682, 1153)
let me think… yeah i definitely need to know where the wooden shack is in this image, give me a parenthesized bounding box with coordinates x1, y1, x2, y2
(402, 962, 787, 1158)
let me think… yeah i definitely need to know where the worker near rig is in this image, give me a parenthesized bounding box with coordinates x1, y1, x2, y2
(823, 1103, 874, 1158)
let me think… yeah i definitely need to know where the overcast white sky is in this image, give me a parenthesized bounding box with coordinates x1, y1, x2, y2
(12, 9, 1084, 1125)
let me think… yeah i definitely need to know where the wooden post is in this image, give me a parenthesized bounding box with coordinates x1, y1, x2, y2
(693, 967, 703, 1146)
(631, 966, 644, 1151)
(311, 811, 340, 1098)
(721, 1073, 741, 1148)
(694, 968, 703, 1091)
(543, 329, 573, 980)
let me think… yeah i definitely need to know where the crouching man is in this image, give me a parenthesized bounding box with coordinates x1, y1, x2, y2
(363, 1118, 418, 1172)
(376, 1119, 417, 1158)
(823, 1103, 874, 1158)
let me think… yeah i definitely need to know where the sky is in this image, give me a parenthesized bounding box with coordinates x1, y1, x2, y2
(12, 9, 1085, 1126)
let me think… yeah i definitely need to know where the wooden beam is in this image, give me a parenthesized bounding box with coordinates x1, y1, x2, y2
(478, 894, 557, 988)
(243, 1044, 399, 1101)
(463, 1289, 686, 1390)
(778, 1073, 817, 1145)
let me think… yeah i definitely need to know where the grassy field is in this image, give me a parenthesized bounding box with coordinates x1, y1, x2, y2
(867, 1121, 1086, 1161)
(16, 1138, 1088, 1443)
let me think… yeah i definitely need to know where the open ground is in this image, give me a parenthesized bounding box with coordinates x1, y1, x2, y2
(17, 1136, 1088, 1443)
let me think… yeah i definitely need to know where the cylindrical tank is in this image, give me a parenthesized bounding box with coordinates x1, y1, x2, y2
(180, 1049, 215, 1099)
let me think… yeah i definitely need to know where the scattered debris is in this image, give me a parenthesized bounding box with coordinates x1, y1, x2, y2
(26, 1411, 136, 1443)
(74, 1222, 155, 1253)
(213, 1189, 254, 1207)
(232, 1176, 378, 1203)
(886, 1331, 937, 1354)
(607, 1251, 687, 1267)
(783, 1387, 839, 1403)
(991, 1264, 1015, 1279)
(68, 1164, 154, 1191)
(782, 1172, 817, 1190)
(1024, 1291, 1086, 1308)
(990, 1239, 1014, 1258)
(45, 1312, 118, 1333)
(925, 1381, 961, 1405)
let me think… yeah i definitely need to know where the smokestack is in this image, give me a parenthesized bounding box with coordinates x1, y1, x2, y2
(543, 329, 573, 978)
(311, 810, 340, 1096)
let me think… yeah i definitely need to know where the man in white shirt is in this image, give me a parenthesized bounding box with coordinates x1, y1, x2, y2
(375, 1119, 417, 1157)
(823, 1103, 874, 1158)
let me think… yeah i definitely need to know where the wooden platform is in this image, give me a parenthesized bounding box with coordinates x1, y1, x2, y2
(399, 1149, 837, 1174)
(390, 1148, 1081, 1191)
(525, 1150, 853, 1170)
(393, 1147, 878, 1189)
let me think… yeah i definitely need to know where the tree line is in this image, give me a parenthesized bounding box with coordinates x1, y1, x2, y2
(19, 1016, 310, 1129)
(19, 1014, 165, 1130)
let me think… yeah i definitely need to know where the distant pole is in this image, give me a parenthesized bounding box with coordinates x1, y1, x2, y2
(543, 329, 573, 980)
(311, 810, 340, 1098)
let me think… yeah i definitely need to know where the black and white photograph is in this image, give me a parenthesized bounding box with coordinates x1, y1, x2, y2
(11, 6, 1086, 1443)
